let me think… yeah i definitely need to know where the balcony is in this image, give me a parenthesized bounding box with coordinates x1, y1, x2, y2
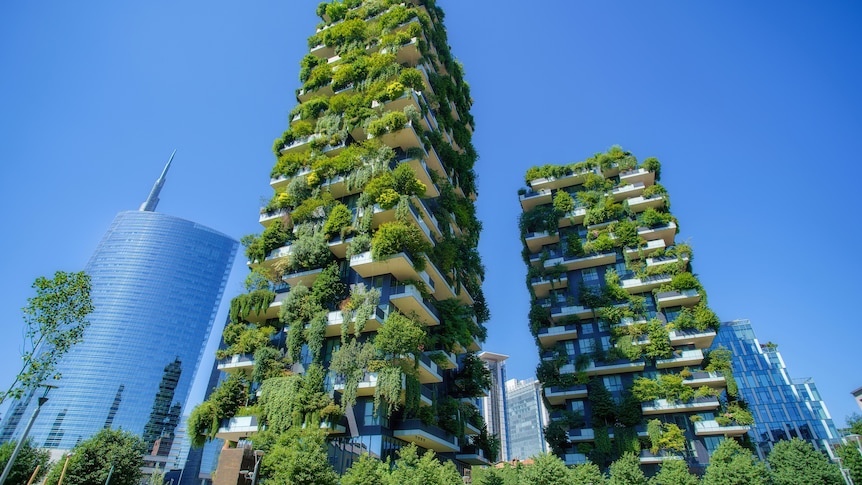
(543, 251, 616, 272)
(519, 189, 552, 211)
(217, 354, 254, 377)
(318, 174, 360, 199)
(683, 371, 726, 389)
(656, 289, 702, 309)
(550, 304, 594, 322)
(401, 156, 440, 197)
(638, 450, 683, 464)
(283, 267, 323, 289)
(270, 167, 312, 190)
(656, 349, 704, 369)
(309, 43, 335, 59)
(259, 208, 291, 228)
(349, 251, 427, 284)
(456, 445, 491, 466)
(558, 206, 588, 227)
(250, 244, 293, 273)
(669, 329, 716, 348)
(362, 200, 435, 246)
(401, 353, 443, 384)
(641, 396, 720, 415)
(381, 36, 421, 65)
(324, 305, 387, 337)
(422, 255, 473, 305)
(620, 168, 656, 187)
(369, 119, 424, 153)
(464, 421, 481, 436)
(627, 195, 666, 213)
(625, 239, 666, 260)
(564, 453, 589, 466)
(334, 372, 383, 397)
(620, 274, 672, 294)
(524, 231, 560, 253)
(638, 222, 677, 247)
(528, 169, 596, 192)
(393, 419, 459, 453)
(412, 197, 444, 240)
(567, 428, 595, 442)
(694, 420, 750, 437)
(611, 182, 645, 202)
(215, 416, 259, 441)
(424, 350, 457, 370)
(560, 358, 646, 377)
(389, 284, 440, 326)
(327, 235, 352, 259)
(646, 254, 688, 270)
(316, 421, 347, 435)
(537, 324, 579, 347)
(531, 275, 568, 299)
(244, 290, 290, 323)
(543, 384, 587, 406)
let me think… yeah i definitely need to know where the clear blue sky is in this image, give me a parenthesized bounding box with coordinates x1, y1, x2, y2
(2, 1, 861, 426)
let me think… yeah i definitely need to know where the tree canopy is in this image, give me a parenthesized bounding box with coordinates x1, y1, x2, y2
(767, 438, 843, 485)
(43, 429, 146, 485)
(0, 439, 50, 485)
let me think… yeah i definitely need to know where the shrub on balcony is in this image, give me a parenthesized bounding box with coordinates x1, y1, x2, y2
(367, 111, 409, 137)
(564, 236, 585, 258)
(345, 232, 371, 258)
(451, 353, 491, 398)
(584, 197, 625, 226)
(371, 221, 430, 269)
(284, 223, 332, 272)
(553, 190, 575, 214)
(219, 325, 276, 359)
(641, 182, 668, 200)
(647, 419, 685, 454)
(642, 319, 673, 360)
(374, 311, 426, 358)
(321, 18, 368, 47)
(310, 261, 346, 307)
(322, 202, 353, 239)
(253, 346, 285, 383)
(642, 157, 662, 180)
(271, 151, 309, 178)
(638, 207, 672, 228)
(243, 220, 292, 264)
(330, 340, 376, 410)
(340, 283, 380, 339)
(230, 289, 276, 322)
(399, 67, 424, 91)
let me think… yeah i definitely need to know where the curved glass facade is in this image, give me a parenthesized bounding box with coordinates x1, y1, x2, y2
(0, 211, 237, 451)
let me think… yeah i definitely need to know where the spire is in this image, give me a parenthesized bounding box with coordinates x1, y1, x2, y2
(139, 150, 176, 212)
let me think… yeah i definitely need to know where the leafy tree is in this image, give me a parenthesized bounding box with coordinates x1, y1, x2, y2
(2, 271, 94, 405)
(836, 444, 862, 484)
(260, 428, 338, 485)
(847, 413, 862, 436)
(387, 445, 462, 485)
(569, 461, 607, 484)
(0, 439, 50, 485)
(340, 453, 388, 485)
(608, 452, 647, 485)
(649, 459, 698, 485)
(701, 438, 769, 485)
(520, 453, 569, 485)
(43, 429, 146, 485)
(374, 312, 426, 357)
(767, 438, 843, 485)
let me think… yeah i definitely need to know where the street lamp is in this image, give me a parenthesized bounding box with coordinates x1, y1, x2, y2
(0, 385, 56, 485)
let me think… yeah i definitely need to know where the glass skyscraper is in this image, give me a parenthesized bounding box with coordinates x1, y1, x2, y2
(712, 319, 841, 460)
(504, 378, 548, 461)
(0, 158, 237, 456)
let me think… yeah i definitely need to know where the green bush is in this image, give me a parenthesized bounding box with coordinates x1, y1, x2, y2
(368, 111, 409, 137)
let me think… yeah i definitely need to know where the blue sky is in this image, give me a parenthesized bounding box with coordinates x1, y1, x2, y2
(2, 1, 861, 426)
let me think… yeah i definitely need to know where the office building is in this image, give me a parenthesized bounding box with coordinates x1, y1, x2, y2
(520, 148, 740, 471)
(505, 378, 548, 461)
(478, 352, 509, 462)
(193, 0, 489, 479)
(712, 319, 841, 459)
(0, 157, 237, 460)
(852, 387, 862, 412)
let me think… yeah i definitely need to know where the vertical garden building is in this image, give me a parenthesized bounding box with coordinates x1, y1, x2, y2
(520, 148, 749, 472)
(190, 0, 490, 478)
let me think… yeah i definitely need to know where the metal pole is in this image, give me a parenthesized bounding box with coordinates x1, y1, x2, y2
(0, 396, 48, 485)
(104, 463, 114, 485)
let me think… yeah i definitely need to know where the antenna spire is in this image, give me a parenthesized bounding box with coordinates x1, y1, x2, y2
(139, 150, 176, 212)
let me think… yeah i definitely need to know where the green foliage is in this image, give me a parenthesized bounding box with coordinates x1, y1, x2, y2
(367, 111, 409, 137)
(209, 373, 248, 422)
(608, 452, 647, 485)
(244, 220, 291, 264)
(370, 221, 431, 269)
(570, 462, 607, 484)
(521, 453, 571, 485)
(649, 459, 698, 485)
(330, 340, 376, 410)
(642, 319, 673, 360)
(309, 262, 346, 309)
(552, 190, 574, 214)
(705, 345, 738, 397)
(340, 453, 388, 485)
(565, 235, 585, 258)
(768, 437, 843, 485)
(260, 428, 338, 485)
(0, 439, 50, 485)
(258, 365, 336, 435)
(387, 445, 462, 485)
(391, 163, 427, 197)
(701, 438, 770, 485)
(519, 205, 559, 236)
(642, 157, 662, 180)
(848, 413, 862, 435)
(253, 346, 284, 383)
(187, 401, 217, 447)
(229, 289, 276, 322)
(374, 311, 426, 357)
(451, 353, 492, 398)
(3, 271, 94, 404)
(340, 283, 380, 339)
(43, 429, 146, 485)
(638, 207, 673, 228)
(588, 379, 616, 425)
(836, 444, 862, 485)
(584, 196, 625, 226)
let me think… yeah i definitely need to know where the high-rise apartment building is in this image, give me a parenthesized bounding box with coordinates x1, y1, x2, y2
(0, 158, 237, 459)
(505, 377, 548, 461)
(478, 352, 509, 462)
(712, 319, 841, 460)
(520, 148, 743, 472)
(192, 0, 488, 479)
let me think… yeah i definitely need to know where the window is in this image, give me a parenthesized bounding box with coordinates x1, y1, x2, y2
(582, 268, 599, 283)
(597, 319, 610, 333)
(578, 338, 595, 355)
(570, 400, 585, 415)
(603, 375, 623, 392)
(580, 323, 593, 335)
(601, 336, 612, 351)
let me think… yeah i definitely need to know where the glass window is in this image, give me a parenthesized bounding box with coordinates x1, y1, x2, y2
(603, 375, 623, 392)
(601, 336, 612, 351)
(364, 401, 380, 426)
(579, 338, 595, 355)
(580, 323, 593, 335)
(582, 268, 599, 283)
(597, 319, 610, 333)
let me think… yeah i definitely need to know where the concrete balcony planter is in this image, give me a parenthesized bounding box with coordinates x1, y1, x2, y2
(537, 324, 579, 347)
(642, 396, 720, 415)
(393, 418, 459, 452)
(519, 188, 552, 211)
(656, 288, 701, 309)
(694, 420, 749, 436)
(656, 349, 704, 369)
(215, 416, 259, 441)
(544, 384, 588, 406)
